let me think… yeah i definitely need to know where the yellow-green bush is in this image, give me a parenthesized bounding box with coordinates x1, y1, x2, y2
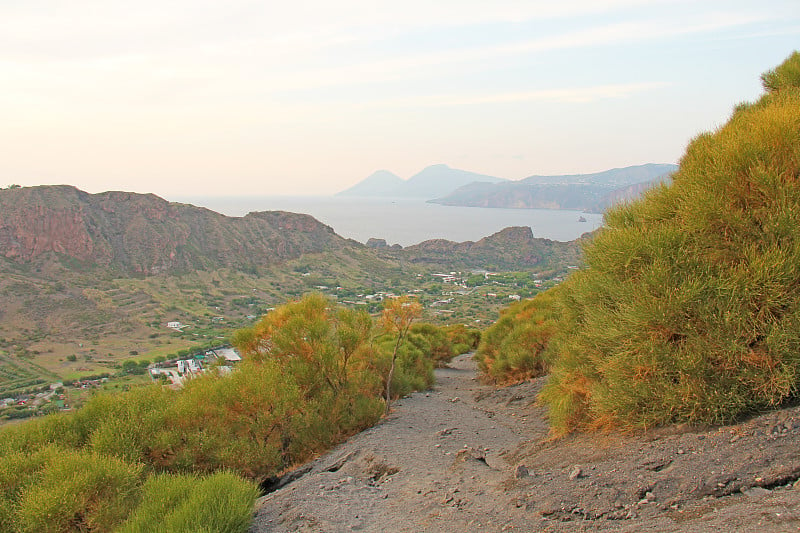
(540, 51, 800, 433)
(117, 472, 258, 533)
(475, 288, 561, 384)
(0, 446, 258, 533)
(410, 323, 455, 366)
(14, 448, 143, 533)
(442, 324, 481, 356)
(376, 331, 435, 397)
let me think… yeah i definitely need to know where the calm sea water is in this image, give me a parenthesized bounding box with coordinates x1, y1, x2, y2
(172, 196, 604, 247)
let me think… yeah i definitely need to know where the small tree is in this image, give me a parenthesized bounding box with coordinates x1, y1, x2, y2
(381, 296, 422, 414)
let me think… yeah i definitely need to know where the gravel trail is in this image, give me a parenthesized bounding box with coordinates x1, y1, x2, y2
(250, 353, 800, 532)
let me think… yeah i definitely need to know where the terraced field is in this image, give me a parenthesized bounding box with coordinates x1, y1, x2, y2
(0, 351, 57, 397)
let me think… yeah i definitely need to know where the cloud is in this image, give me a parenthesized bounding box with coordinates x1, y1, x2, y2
(253, 13, 773, 94)
(366, 82, 671, 108)
(0, 0, 772, 64)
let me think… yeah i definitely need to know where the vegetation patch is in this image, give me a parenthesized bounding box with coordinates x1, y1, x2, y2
(0, 294, 463, 531)
(536, 52, 800, 433)
(475, 287, 562, 385)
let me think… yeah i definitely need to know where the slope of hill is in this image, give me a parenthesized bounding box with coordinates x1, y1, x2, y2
(338, 164, 505, 198)
(431, 164, 676, 212)
(0, 185, 345, 275)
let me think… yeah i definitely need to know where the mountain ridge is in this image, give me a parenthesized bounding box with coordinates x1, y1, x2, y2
(0, 185, 346, 275)
(520, 163, 677, 186)
(337, 164, 505, 198)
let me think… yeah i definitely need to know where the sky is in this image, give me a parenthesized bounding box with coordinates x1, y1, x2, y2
(1, 1, 798, 198)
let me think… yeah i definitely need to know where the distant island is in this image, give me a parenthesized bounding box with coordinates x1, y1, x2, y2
(338, 163, 677, 213)
(336, 164, 506, 198)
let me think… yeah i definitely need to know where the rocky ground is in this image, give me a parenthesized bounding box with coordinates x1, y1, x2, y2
(250, 354, 800, 532)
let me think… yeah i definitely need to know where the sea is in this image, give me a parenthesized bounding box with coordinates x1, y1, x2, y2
(172, 196, 604, 247)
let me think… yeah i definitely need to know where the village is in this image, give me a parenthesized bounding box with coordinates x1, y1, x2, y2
(325, 268, 571, 320)
(0, 346, 245, 424)
(147, 345, 243, 387)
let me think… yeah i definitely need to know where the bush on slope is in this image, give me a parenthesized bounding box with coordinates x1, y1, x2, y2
(540, 51, 800, 433)
(475, 288, 562, 385)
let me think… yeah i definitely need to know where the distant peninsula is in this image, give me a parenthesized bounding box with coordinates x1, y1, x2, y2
(338, 163, 677, 213)
(430, 163, 678, 212)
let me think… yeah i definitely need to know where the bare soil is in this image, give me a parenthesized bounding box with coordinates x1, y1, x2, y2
(250, 353, 800, 532)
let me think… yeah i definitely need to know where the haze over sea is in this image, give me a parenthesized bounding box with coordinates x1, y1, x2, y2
(174, 196, 603, 247)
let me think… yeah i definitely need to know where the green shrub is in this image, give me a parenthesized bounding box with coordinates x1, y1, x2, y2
(442, 324, 481, 355)
(0, 409, 94, 456)
(476, 288, 561, 384)
(0, 448, 55, 532)
(15, 448, 142, 533)
(410, 323, 455, 366)
(540, 51, 800, 433)
(118, 471, 258, 533)
(161, 359, 300, 476)
(82, 386, 172, 464)
(231, 294, 387, 471)
(376, 332, 435, 397)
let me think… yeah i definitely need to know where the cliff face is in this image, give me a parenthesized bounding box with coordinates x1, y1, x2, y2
(0, 185, 348, 275)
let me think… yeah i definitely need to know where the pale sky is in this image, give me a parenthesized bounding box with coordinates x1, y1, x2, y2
(2, 1, 798, 197)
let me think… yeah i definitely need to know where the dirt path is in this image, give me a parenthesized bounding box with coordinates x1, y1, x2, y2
(250, 354, 800, 532)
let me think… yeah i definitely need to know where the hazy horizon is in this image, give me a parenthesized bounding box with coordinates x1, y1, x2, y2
(171, 195, 604, 246)
(2, 1, 798, 197)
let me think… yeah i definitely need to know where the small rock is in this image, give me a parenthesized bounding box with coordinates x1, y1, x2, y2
(569, 466, 583, 481)
(677, 449, 685, 455)
(514, 465, 530, 479)
(744, 487, 772, 497)
(645, 491, 656, 502)
(510, 497, 526, 508)
(537, 499, 562, 516)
